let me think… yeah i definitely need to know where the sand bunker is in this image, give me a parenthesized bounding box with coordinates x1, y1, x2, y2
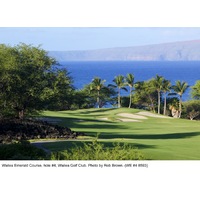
(117, 118, 141, 122)
(116, 112, 171, 122)
(98, 117, 108, 121)
(137, 111, 171, 118)
(117, 113, 147, 119)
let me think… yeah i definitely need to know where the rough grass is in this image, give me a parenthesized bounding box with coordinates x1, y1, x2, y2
(38, 108, 200, 160)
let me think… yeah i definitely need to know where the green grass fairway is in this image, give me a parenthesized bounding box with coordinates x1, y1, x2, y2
(38, 108, 200, 160)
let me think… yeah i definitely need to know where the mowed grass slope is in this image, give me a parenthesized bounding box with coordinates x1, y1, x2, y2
(39, 108, 200, 160)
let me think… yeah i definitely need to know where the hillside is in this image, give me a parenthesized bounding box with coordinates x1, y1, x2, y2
(49, 40, 200, 61)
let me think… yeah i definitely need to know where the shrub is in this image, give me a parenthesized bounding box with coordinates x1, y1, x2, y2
(0, 140, 47, 160)
(50, 139, 145, 160)
(182, 100, 200, 120)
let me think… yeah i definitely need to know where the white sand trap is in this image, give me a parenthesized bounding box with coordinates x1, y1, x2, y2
(117, 113, 147, 119)
(98, 117, 108, 121)
(137, 111, 171, 118)
(117, 118, 141, 122)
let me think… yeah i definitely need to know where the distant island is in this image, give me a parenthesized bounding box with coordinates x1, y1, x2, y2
(49, 40, 200, 61)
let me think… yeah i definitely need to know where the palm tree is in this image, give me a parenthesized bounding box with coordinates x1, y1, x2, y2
(109, 75, 127, 108)
(168, 97, 180, 118)
(126, 73, 134, 108)
(172, 80, 189, 118)
(90, 77, 106, 108)
(152, 75, 164, 114)
(162, 79, 171, 115)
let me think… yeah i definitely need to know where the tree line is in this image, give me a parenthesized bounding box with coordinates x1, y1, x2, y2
(85, 74, 200, 120)
(1, 43, 200, 120)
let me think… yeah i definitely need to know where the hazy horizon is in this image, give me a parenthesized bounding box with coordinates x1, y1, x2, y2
(49, 38, 200, 52)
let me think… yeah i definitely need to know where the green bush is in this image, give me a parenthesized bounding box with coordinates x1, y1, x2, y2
(0, 141, 47, 160)
(182, 100, 200, 120)
(50, 139, 145, 160)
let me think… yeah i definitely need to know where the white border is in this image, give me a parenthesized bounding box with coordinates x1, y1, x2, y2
(1, 1, 200, 200)
(1, 160, 200, 199)
(1, 0, 200, 27)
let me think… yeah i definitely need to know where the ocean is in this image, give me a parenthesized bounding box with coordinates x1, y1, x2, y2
(59, 61, 200, 101)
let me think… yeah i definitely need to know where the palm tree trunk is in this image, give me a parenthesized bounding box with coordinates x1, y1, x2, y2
(158, 91, 160, 114)
(179, 95, 182, 118)
(97, 90, 100, 108)
(128, 86, 132, 108)
(118, 87, 121, 108)
(163, 93, 167, 115)
(149, 95, 155, 113)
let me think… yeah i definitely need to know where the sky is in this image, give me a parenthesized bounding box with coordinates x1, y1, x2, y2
(1, 27, 200, 51)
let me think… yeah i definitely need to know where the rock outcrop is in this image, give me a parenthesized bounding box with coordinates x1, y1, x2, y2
(0, 118, 84, 143)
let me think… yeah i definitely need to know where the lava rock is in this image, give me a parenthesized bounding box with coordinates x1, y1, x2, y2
(0, 118, 85, 143)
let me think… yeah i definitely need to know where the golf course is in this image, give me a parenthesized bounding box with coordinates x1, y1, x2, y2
(37, 108, 200, 160)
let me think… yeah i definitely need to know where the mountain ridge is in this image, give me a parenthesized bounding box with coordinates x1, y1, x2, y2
(48, 39, 200, 61)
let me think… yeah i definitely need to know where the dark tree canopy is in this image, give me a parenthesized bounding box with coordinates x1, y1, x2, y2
(0, 43, 74, 118)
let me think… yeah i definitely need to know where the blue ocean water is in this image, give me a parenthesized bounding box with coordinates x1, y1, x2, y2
(60, 61, 200, 101)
